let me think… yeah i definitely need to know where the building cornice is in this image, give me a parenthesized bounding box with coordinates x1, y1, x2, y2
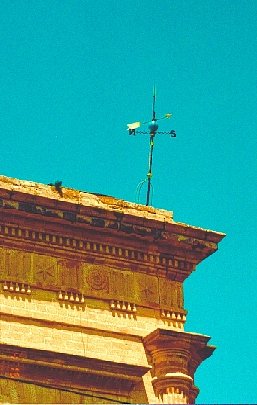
(0, 343, 149, 400)
(0, 175, 225, 268)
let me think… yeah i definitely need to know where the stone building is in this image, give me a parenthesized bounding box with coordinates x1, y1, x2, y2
(0, 175, 225, 404)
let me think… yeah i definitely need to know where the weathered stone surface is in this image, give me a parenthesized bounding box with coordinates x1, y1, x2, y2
(0, 175, 174, 222)
(0, 175, 225, 404)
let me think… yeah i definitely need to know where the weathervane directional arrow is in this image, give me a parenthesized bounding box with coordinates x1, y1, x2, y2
(127, 86, 176, 206)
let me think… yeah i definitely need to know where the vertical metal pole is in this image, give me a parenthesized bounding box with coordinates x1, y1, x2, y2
(146, 86, 157, 206)
(146, 133, 155, 206)
(152, 87, 156, 121)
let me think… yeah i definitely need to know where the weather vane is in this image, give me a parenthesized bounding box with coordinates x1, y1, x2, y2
(127, 86, 176, 206)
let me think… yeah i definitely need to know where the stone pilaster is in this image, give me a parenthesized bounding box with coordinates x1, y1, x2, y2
(143, 329, 215, 404)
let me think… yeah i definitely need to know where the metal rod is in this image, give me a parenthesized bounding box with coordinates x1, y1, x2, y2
(152, 85, 156, 120)
(146, 134, 155, 206)
(131, 86, 175, 206)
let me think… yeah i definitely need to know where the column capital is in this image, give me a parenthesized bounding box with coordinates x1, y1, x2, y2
(143, 329, 215, 403)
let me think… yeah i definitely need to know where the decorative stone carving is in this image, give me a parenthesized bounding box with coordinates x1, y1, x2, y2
(0, 246, 189, 316)
(86, 268, 109, 292)
(0, 248, 31, 283)
(159, 279, 183, 309)
(2, 281, 31, 294)
(110, 300, 137, 313)
(0, 224, 197, 282)
(143, 329, 215, 404)
(58, 259, 82, 290)
(58, 291, 85, 304)
(110, 269, 133, 302)
(152, 375, 199, 404)
(160, 309, 186, 328)
(33, 254, 57, 287)
(134, 273, 159, 307)
(83, 265, 110, 298)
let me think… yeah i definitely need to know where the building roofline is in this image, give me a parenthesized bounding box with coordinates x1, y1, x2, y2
(0, 175, 225, 246)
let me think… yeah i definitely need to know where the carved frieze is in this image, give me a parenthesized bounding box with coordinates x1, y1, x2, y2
(0, 246, 185, 311)
(33, 254, 57, 287)
(110, 269, 133, 302)
(85, 266, 110, 296)
(58, 259, 82, 291)
(134, 272, 159, 307)
(159, 279, 183, 309)
(0, 248, 31, 283)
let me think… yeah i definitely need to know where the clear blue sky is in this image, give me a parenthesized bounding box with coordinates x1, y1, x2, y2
(0, 1, 256, 403)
